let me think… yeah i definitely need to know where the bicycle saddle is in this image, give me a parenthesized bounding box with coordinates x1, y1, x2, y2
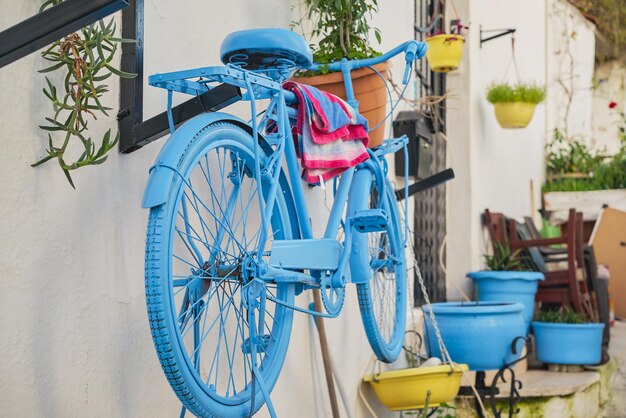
(220, 28, 313, 72)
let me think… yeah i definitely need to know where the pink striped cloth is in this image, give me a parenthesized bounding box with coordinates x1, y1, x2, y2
(283, 81, 370, 184)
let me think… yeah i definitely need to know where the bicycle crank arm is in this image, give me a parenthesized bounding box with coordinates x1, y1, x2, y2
(263, 266, 319, 286)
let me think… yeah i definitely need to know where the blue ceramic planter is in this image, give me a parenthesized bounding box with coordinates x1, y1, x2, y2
(532, 322, 605, 365)
(422, 302, 526, 371)
(467, 271, 544, 334)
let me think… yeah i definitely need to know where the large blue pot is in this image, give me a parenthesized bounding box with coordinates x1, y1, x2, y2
(532, 322, 605, 365)
(467, 271, 544, 334)
(423, 302, 526, 371)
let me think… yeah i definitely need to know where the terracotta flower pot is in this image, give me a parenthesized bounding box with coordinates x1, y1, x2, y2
(493, 102, 537, 129)
(425, 34, 465, 73)
(291, 62, 389, 148)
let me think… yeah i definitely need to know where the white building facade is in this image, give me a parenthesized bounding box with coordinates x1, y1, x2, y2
(0, 1, 602, 417)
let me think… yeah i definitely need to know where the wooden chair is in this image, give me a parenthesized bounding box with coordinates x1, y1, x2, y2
(483, 209, 596, 320)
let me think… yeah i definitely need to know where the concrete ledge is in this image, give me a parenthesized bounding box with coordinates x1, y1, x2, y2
(497, 369, 600, 398)
(454, 362, 616, 418)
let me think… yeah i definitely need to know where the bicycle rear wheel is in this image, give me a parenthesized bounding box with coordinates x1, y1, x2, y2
(350, 168, 407, 362)
(145, 121, 296, 417)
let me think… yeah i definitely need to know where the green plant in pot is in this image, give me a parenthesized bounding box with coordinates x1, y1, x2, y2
(292, 0, 388, 147)
(467, 241, 545, 334)
(532, 308, 605, 365)
(486, 83, 546, 129)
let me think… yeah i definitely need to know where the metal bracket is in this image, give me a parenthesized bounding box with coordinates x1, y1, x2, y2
(0, 0, 129, 69)
(395, 168, 455, 201)
(479, 25, 516, 48)
(117, 0, 241, 153)
(458, 335, 528, 418)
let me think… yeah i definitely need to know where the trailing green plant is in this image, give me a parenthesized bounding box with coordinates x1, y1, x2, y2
(486, 83, 546, 104)
(535, 308, 586, 324)
(300, 0, 381, 73)
(484, 241, 522, 271)
(34, 0, 134, 188)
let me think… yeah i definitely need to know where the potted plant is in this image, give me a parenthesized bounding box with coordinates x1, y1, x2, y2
(423, 301, 526, 371)
(467, 241, 545, 334)
(424, 22, 466, 73)
(532, 309, 605, 365)
(292, 0, 388, 147)
(486, 82, 546, 129)
(364, 332, 468, 411)
(542, 127, 626, 223)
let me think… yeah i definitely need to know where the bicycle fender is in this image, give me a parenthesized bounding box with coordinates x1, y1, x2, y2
(141, 112, 254, 209)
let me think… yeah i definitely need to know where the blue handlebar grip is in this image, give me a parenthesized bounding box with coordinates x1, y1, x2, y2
(402, 41, 428, 84)
(402, 64, 412, 85)
(405, 41, 419, 62)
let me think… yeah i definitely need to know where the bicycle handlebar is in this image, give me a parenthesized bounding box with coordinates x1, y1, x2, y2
(306, 40, 428, 85)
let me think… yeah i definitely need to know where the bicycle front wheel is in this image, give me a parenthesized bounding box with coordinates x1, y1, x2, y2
(351, 168, 407, 362)
(145, 121, 296, 417)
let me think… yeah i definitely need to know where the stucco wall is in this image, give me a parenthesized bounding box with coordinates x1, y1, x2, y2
(0, 1, 415, 417)
(592, 60, 626, 154)
(445, 0, 596, 299)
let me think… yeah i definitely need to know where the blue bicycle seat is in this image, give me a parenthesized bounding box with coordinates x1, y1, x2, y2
(220, 28, 313, 71)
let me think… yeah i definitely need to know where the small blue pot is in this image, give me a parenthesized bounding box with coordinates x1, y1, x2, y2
(532, 322, 605, 365)
(467, 271, 544, 334)
(422, 302, 526, 371)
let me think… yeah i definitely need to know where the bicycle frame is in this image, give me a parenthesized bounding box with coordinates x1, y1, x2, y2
(145, 40, 424, 293)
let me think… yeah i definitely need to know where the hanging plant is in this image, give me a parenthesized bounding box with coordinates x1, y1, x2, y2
(34, 0, 134, 188)
(416, 1, 467, 73)
(486, 82, 546, 129)
(425, 33, 465, 73)
(423, 18, 467, 73)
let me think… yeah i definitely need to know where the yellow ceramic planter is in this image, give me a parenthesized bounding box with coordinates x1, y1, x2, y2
(425, 34, 465, 73)
(493, 102, 537, 129)
(363, 364, 468, 411)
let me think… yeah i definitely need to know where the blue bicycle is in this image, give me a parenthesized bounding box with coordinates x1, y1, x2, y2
(142, 28, 427, 417)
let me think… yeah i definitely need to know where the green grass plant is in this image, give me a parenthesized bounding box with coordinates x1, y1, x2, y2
(486, 83, 546, 104)
(535, 308, 586, 324)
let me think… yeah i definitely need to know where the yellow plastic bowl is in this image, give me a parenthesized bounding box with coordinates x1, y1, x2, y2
(493, 102, 537, 128)
(363, 364, 468, 411)
(425, 34, 465, 73)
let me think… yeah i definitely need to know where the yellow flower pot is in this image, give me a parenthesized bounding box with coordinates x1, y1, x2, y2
(493, 102, 537, 129)
(363, 364, 468, 411)
(425, 34, 465, 73)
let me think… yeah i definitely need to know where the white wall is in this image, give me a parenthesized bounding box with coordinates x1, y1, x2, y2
(0, 1, 414, 417)
(546, 0, 596, 140)
(592, 60, 626, 154)
(445, 0, 596, 299)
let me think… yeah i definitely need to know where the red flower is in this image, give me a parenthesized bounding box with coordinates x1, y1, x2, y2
(609, 101, 618, 109)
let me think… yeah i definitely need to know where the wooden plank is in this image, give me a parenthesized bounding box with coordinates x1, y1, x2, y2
(589, 208, 626, 318)
(544, 189, 626, 225)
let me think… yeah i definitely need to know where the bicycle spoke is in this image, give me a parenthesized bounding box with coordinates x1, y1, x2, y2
(151, 134, 293, 408)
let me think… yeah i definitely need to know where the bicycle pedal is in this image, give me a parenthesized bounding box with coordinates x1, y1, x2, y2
(241, 334, 271, 354)
(353, 209, 388, 233)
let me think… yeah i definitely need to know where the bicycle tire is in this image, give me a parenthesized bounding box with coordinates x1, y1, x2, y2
(351, 168, 407, 362)
(145, 121, 296, 417)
